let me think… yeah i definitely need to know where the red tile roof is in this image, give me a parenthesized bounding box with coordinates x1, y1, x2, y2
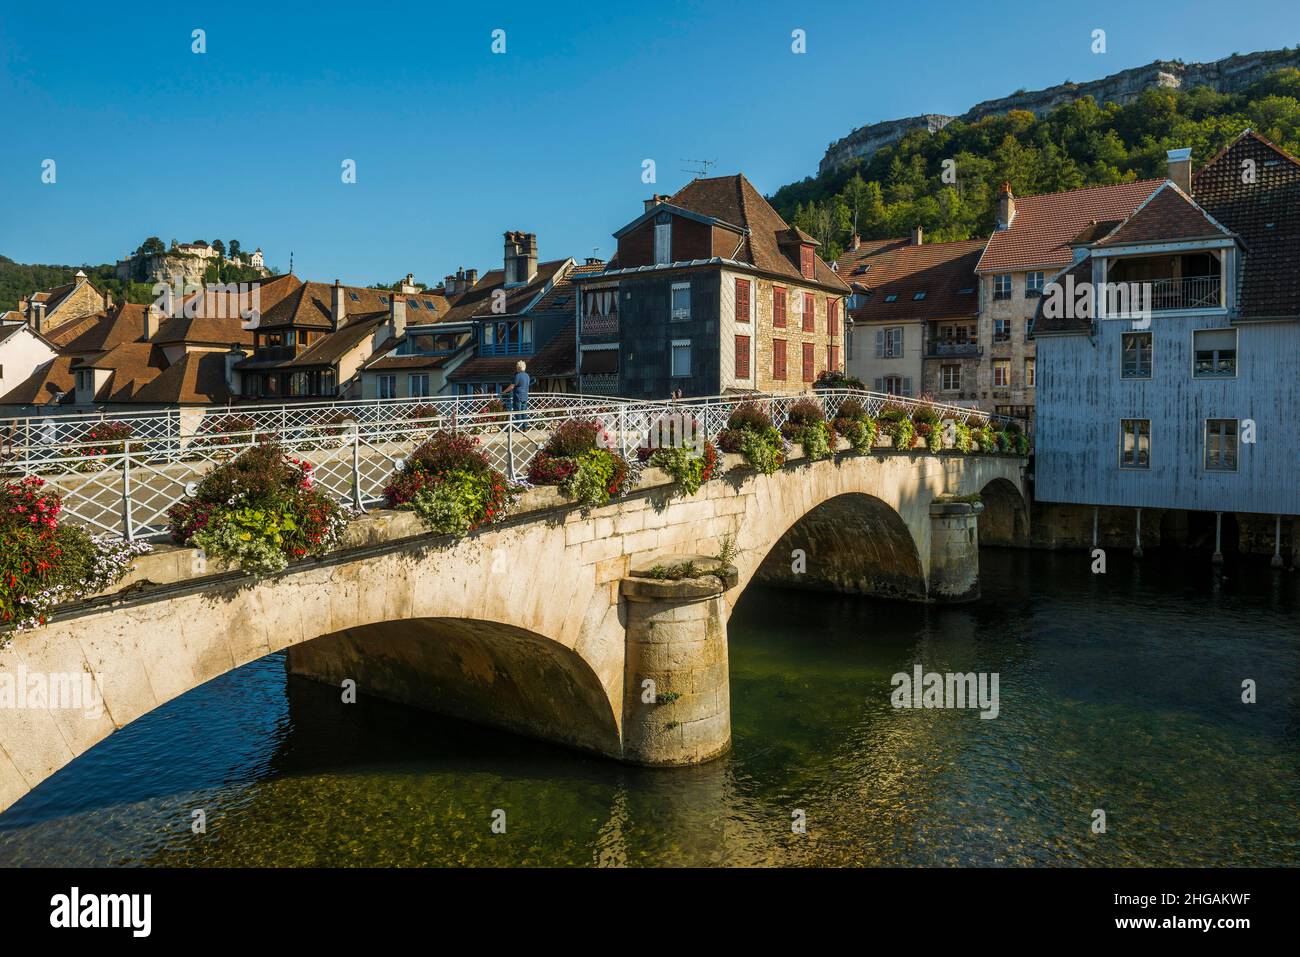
(130, 351, 237, 405)
(835, 237, 984, 323)
(663, 175, 850, 292)
(1193, 130, 1300, 319)
(0, 355, 76, 406)
(1091, 182, 1233, 247)
(976, 179, 1162, 273)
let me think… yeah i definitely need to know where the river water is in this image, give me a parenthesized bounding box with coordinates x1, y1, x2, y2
(1, 548, 1296, 867)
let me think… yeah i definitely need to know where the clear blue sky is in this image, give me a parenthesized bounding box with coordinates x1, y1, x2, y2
(2, 1, 1296, 285)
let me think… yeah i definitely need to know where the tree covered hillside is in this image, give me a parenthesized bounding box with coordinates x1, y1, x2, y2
(770, 68, 1300, 261)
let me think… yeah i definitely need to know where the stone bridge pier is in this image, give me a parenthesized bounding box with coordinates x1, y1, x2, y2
(0, 449, 1026, 812)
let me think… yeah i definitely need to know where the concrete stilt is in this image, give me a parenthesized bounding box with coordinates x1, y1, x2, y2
(1272, 514, 1284, 568)
(1092, 506, 1099, 549)
(1212, 511, 1224, 565)
(1134, 508, 1143, 559)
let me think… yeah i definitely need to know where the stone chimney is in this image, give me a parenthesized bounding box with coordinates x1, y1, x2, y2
(331, 279, 346, 331)
(399, 273, 419, 295)
(224, 346, 245, 395)
(464, 268, 478, 288)
(996, 182, 1016, 230)
(143, 303, 161, 340)
(444, 274, 458, 296)
(643, 194, 670, 213)
(910, 225, 924, 246)
(29, 301, 46, 333)
(504, 232, 538, 286)
(1167, 147, 1193, 194)
(388, 294, 407, 341)
(850, 234, 861, 251)
(103, 290, 113, 312)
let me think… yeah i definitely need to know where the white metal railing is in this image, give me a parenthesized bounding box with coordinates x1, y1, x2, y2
(0, 389, 1025, 542)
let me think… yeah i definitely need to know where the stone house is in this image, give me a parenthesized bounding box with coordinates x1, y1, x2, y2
(575, 174, 849, 399)
(14, 270, 107, 337)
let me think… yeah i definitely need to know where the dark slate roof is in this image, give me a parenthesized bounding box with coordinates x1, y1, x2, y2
(1192, 130, 1300, 319)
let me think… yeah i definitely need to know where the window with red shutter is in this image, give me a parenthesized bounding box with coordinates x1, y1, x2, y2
(773, 339, 786, 380)
(800, 245, 814, 279)
(802, 341, 814, 382)
(735, 334, 750, 379)
(802, 293, 815, 332)
(736, 278, 750, 322)
(773, 287, 786, 328)
(827, 299, 839, 336)
(828, 344, 839, 372)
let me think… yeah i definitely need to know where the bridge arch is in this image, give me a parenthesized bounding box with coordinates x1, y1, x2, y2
(748, 491, 928, 601)
(978, 476, 1031, 548)
(286, 617, 621, 757)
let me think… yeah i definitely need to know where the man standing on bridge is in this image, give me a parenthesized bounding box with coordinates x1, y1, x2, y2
(503, 359, 531, 428)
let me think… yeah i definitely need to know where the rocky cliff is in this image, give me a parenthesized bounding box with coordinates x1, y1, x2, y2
(818, 48, 1300, 176)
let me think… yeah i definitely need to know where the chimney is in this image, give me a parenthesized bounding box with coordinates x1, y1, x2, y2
(643, 194, 670, 213)
(388, 294, 407, 341)
(504, 232, 538, 286)
(224, 345, 245, 394)
(910, 225, 924, 246)
(143, 303, 161, 340)
(103, 290, 113, 312)
(400, 273, 418, 295)
(996, 182, 1016, 230)
(444, 274, 458, 296)
(850, 234, 861, 251)
(29, 301, 46, 333)
(464, 268, 478, 288)
(331, 279, 345, 331)
(1167, 147, 1193, 194)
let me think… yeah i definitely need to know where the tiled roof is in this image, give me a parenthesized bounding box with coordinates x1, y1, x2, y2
(440, 259, 572, 324)
(0, 355, 75, 406)
(1091, 182, 1233, 247)
(130, 351, 236, 405)
(257, 277, 396, 330)
(835, 238, 984, 323)
(665, 175, 850, 292)
(51, 303, 149, 354)
(1193, 130, 1300, 319)
(79, 342, 167, 401)
(976, 179, 1162, 273)
(238, 313, 388, 371)
(152, 314, 254, 347)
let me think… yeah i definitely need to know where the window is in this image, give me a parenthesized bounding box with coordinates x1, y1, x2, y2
(321, 369, 336, 395)
(993, 359, 1010, 387)
(1120, 419, 1150, 469)
(827, 298, 840, 336)
(735, 278, 751, 322)
(1025, 272, 1044, 297)
(827, 344, 839, 372)
(289, 372, 310, 396)
(876, 326, 904, 358)
(408, 300, 421, 310)
(912, 292, 926, 301)
(994, 318, 1011, 342)
(802, 293, 815, 332)
(940, 364, 961, 391)
(409, 373, 430, 397)
(1122, 332, 1152, 378)
(1025, 358, 1035, 388)
(802, 342, 815, 382)
(884, 295, 898, 303)
(654, 215, 672, 265)
(1193, 328, 1237, 377)
(773, 338, 787, 380)
(377, 375, 397, 399)
(880, 375, 911, 396)
(349, 291, 360, 302)
(800, 245, 814, 279)
(1205, 419, 1238, 471)
(670, 282, 691, 321)
(735, 334, 751, 379)
(670, 339, 691, 377)
(423, 300, 436, 309)
(994, 274, 1012, 299)
(773, 287, 787, 328)
(379, 295, 389, 305)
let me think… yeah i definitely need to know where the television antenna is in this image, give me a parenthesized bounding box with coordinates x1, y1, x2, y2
(680, 158, 716, 178)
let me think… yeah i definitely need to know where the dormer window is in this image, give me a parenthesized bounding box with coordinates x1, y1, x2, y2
(349, 291, 360, 302)
(654, 212, 672, 265)
(913, 292, 926, 301)
(380, 295, 389, 305)
(800, 245, 815, 279)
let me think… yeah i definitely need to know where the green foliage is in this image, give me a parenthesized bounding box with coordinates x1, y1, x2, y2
(770, 69, 1300, 253)
(190, 506, 297, 576)
(560, 449, 622, 508)
(409, 467, 502, 536)
(885, 416, 916, 450)
(736, 427, 785, 475)
(649, 443, 717, 497)
(953, 421, 974, 453)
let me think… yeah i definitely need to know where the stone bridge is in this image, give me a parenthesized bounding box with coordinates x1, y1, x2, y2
(0, 445, 1027, 815)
